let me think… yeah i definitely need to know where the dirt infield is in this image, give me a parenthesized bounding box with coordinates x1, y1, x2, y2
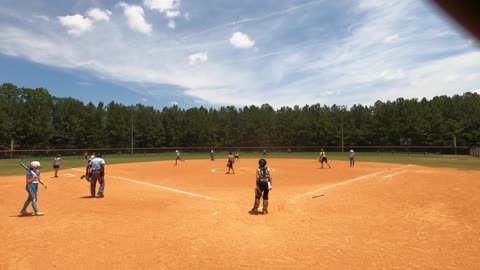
(1, 159, 479, 269)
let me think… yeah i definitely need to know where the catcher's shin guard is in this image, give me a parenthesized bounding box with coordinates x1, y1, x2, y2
(263, 200, 269, 215)
(249, 199, 261, 214)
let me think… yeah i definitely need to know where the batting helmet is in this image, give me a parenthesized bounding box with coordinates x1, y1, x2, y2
(258, 159, 267, 167)
(30, 161, 41, 168)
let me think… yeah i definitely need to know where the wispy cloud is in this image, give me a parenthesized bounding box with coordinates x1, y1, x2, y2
(0, 0, 478, 109)
(33, 14, 50, 22)
(189, 52, 208, 65)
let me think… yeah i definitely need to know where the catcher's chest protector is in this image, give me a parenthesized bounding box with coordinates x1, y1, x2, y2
(258, 167, 270, 181)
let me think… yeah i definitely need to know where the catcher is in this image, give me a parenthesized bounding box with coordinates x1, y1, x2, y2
(249, 158, 272, 215)
(80, 154, 94, 182)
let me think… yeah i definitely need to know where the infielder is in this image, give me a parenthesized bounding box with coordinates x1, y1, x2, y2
(53, 154, 63, 178)
(175, 150, 185, 165)
(349, 149, 355, 167)
(319, 148, 331, 168)
(226, 152, 235, 174)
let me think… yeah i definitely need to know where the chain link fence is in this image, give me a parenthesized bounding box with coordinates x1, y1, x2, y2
(0, 145, 472, 159)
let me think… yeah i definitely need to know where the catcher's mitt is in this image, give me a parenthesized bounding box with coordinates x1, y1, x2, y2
(80, 174, 91, 182)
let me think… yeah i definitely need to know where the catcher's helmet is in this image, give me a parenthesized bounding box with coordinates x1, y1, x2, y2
(258, 158, 267, 167)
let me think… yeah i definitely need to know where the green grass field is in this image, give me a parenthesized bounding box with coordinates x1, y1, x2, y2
(0, 151, 478, 177)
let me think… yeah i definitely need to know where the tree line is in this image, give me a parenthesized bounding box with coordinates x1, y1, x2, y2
(1, 83, 479, 150)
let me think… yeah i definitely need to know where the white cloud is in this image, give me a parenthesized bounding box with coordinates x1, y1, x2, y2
(2, 0, 480, 109)
(144, 0, 181, 29)
(166, 10, 180, 18)
(87, 8, 112, 22)
(188, 52, 208, 65)
(144, 0, 179, 12)
(170, 101, 179, 105)
(229, 32, 255, 49)
(184, 12, 190, 21)
(58, 14, 93, 36)
(118, 2, 152, 34)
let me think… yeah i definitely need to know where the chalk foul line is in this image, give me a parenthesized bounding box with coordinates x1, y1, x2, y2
(383, 170, 407, 179)
(70, 168, 212, 200)
(291, 166, 408, 201)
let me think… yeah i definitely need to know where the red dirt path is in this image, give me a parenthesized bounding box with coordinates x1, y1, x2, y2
(1, 159, 479, 269)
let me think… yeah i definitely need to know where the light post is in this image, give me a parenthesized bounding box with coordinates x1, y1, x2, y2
(340, 105, 348, 152)
(131, 106, 134, 156)
(453, 135, 457, 155)
(10, 138, 14, 159)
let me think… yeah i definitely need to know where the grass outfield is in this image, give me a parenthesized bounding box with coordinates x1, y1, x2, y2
(0, 151, 478, 176)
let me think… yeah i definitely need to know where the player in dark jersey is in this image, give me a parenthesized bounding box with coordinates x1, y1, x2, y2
(249, 159, 272, 215)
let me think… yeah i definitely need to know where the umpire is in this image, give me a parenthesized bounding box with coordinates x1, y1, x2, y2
(89, 153, 106, 198)
(249, 159, 272, 215)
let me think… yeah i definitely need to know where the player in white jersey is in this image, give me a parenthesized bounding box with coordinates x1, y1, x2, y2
(53, 154, 63, 178)
(175, 150, 184, 165)
(319, 148, 331, 168)
(349, 149, 355, 167)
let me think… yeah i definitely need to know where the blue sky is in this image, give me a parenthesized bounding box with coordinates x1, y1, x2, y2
(1, 0, 479, 109)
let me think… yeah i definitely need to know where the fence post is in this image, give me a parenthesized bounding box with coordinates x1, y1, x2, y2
(10, 138, 14, 159)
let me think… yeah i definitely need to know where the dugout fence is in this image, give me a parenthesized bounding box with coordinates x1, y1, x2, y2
(470, 147, 480, 158)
